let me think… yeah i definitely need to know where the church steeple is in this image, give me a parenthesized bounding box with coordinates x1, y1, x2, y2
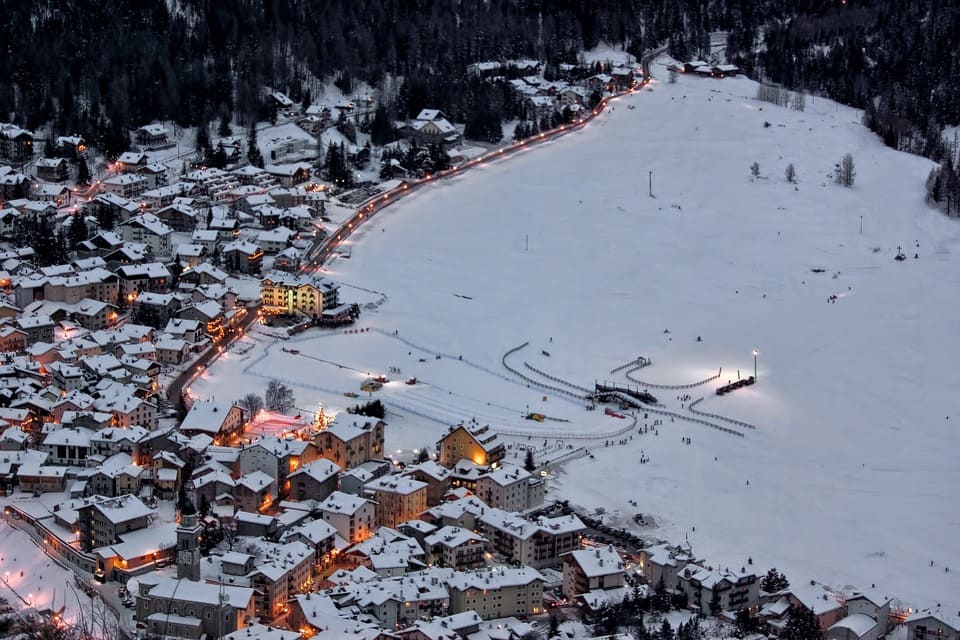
(176, 500, 201, 581)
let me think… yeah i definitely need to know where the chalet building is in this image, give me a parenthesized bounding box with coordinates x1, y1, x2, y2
(35, 183, 71, 207)
(637, 543, 692, 590)
(102, 173, 148, 199)
(404, 109, 462, 149)
(117, 151, 150, 173)
(314, 418, 384, 470)
(0, 124, 34, 162)
(318, 491, 376, 543)
(118, 213, 173, 256)
(562, 546, 626, 599)
(55, 135, 86, 159)
(237, 436, 321, 499)
(35, 157, 69, 182)
(364, 475, 428, 529)
(134, 124, 170, 148)
(179, 401, 245, 443)
(260, 271, 340, 320)
(905, 613, 960, 640)
(679, 565, 760, 614)
(447, 566, 546, 619)
(137, 163, 169, 189)
(424, 525, 487, 570)
(287, 458, 339, 502)
(155, 202, 199, 232)
(76, 494, 154, 551)
(222, 240, 263, 275)
(474, 509, 584, 570)
(436, 423, 505, 468)
(263, 162, 311, 187)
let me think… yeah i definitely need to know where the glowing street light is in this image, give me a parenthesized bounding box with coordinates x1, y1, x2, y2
(753, 349, 758, 381)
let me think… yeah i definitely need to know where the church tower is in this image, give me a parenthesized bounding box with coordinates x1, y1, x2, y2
(176, 500, 202, 581)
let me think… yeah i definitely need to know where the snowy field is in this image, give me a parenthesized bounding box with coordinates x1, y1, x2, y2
(195, 61, 960, 611)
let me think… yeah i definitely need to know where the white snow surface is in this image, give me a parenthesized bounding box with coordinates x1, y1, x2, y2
(196, 64, 960, 611)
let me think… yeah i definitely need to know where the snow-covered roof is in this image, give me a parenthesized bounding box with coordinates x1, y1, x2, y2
(319, 490, 374, 515)
(179, 400, 237, 434)
(364, 474, 427, 496)
(829, 614, 880, 637)
(80, 494, 154, 524)
(566, 546, 625, 577)
(135, 123, 168, 136)
(139, 576, 254, 609)
(424, 525, 485, 549)
(446, 565, 545, 591)
(290, 458, 339, 483)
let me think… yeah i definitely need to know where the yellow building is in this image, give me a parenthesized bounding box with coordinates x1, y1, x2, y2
(260, 271, 340, 320)
(436, 424, 505, 468)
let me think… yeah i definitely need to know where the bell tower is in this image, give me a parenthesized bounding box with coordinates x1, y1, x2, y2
(176, 500, 202, 581)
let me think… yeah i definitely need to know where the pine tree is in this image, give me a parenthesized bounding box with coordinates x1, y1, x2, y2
(548, 614, 560, 638)
(784, 605, 822, 640)
(68, 213, 88, 248)
(370, 103, 396, 146)
(196, 121, 211, 157)
(524, 449, 536, 472)
(761, 568, 790, 592)
(247, 124, 264, 168)
(218, 113, 232, 137)
(77, 156, 90, 185)
(708, 589, 721, 616)
(661, 619, 674, 640)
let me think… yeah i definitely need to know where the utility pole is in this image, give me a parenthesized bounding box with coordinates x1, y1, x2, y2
(649, 170, 653, 198)
(753, 349, 758, 382)
(860, 215, 863, 235)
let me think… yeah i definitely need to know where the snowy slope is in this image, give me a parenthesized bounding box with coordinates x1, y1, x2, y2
(196, 62, 960, 611)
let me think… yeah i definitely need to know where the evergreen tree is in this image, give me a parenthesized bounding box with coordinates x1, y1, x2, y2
(549, 614, 560, 638)
(427, 144, 449, 173)
(370, 103, 396, 146)
(661, 619, 674, 640)
(217, 113, 232, 137)
(67, 213, 87, 248)
(195, 121, 211, 158)
(761, 568, 790, 593)
(247, 124, 264, 168)
(708, 589, 721, 616)
(524, 449, 536, 472)
(784, 605, 822, 640)
(176, 394, 189, 421)
(76, 156, 90, 185)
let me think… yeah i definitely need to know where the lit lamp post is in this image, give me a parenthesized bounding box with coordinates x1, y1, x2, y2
(753, 349, 758, 382)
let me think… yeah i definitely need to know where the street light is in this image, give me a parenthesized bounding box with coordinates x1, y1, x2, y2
(753, 349, 758, 381)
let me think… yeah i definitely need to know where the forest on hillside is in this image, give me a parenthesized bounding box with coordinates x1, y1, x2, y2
(1, 0, 958, 207)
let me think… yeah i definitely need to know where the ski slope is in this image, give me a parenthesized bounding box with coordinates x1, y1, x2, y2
(196, 60, 960, 611)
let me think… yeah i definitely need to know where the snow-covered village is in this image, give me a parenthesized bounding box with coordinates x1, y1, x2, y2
(0, 5, 958, 640)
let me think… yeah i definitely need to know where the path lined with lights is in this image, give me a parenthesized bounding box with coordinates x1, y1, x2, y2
(299, 50, 664, 275)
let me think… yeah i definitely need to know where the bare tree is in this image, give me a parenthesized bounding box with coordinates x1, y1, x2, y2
(264, 379, 295, 413)
(236, 393, 264, 419)
(837, 153, 856, 187)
